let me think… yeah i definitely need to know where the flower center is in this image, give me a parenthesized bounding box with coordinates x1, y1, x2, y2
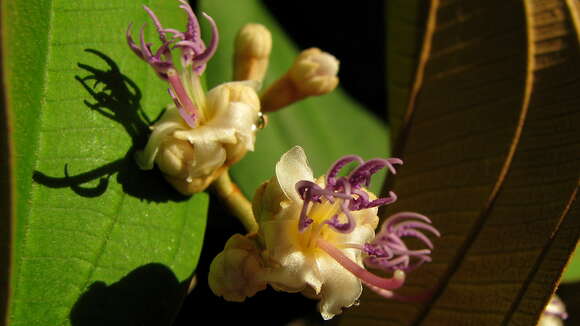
(301, 198, 343, 249)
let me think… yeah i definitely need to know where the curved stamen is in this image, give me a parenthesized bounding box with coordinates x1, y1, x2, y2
(317, 238, 406, 291)
(325, 155, 363, 187)
(350, 190, 397, 211)
(296, 180, 352, 232)
(324, 182, 357, 233)
(126, 3, 219, 79)
(398, 229, 436, 250)
(179, 0, 202, 42)
(143, 5, 168, 42)
(349, 158, 403, 189)
(191, 13, 219, 74)
(383, 212, 432, 229)
(126, 24, 145, 60)
(139, 25, 153, 59)
(296, 155, 403, 235)
(363, 212, 440, 272)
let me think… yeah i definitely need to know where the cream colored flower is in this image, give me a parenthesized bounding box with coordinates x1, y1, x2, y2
(128, 2, 344, 195)
(210, 146, 440, 319)
(127, 2, 263, 194)
(135, 81, 260, 194)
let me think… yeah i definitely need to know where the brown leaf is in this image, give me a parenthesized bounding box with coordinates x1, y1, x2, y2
(341, 0, 580, 325)
(386, 0, 429, 143)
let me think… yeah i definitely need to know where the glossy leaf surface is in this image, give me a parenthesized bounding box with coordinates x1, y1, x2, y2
(3, 1, 209, 325)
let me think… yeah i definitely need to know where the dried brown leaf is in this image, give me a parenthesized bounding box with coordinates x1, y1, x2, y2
(341, 0, 580, 325)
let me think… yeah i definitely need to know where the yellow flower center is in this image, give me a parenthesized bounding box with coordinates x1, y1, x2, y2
(299, 198, 344, 250)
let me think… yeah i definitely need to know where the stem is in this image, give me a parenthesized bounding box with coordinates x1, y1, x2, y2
(211, 170, 258, 234)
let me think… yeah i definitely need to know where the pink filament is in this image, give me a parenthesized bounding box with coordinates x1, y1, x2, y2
(317, 238, 405, 291)
(167, 71, 197, 127)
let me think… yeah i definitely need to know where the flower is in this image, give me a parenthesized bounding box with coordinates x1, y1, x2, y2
(127, 1, 263, 194)
(261, 48, 340, 112)
(209, 146, 440, 319)
(538, 295, 568, 326)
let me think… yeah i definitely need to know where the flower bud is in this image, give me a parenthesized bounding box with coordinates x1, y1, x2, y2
(209, 234, 267, 302)
(261, 48, 340, 112)
(288, 48, 339, 96)
(538, 295, 568, 326)
(234, 23, 272, 82)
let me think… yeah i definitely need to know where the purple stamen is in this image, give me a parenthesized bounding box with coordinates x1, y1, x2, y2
(348, 158, 402, 189)
(191, 13, 219, 72)
(296, 155, 404, 234)
(318, 239, 406, 291)
(143, 5, 169, 42)
(325, 155, 363, 187)
(127, 2, 218, 75)
(126, 2, 220, 127)
(363, 212, 440, 272)
(179, 0, 201, 40)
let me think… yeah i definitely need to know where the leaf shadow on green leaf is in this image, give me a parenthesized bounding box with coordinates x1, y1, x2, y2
(32, 49, 186, 203)
(69, 263, 190, 326)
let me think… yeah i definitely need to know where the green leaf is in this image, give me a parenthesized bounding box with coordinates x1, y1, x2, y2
(341, 1, 580, 325)
(199, 0, 390, 196)
(562, 242, 580, 283)
(3, 1, 208, 325)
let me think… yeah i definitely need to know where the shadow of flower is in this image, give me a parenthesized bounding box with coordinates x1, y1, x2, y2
(69, 263, 191, 326)
(33, 49, 186, 203)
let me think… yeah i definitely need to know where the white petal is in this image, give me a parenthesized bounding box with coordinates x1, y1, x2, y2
(315, 253, 363, 320)
(173, 125, 237, 144)
(261, 219, 323, 294)
(275, 146, 314, 202)
(208, 101, 257, 151)
(189, 140, 226, 177)
(135, 107, 184, 170)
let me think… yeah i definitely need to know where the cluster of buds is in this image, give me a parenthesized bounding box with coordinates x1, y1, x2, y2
(127, 1, 340, 194)
(209, 147, 440, 319)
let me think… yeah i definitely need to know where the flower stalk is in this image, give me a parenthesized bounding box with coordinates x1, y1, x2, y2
(210, 170, 258, 234)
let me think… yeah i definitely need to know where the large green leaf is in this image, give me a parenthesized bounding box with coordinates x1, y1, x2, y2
(199, 0, 390, 196)
(341, 0, 580, 325)
(3, 1, 208, 325)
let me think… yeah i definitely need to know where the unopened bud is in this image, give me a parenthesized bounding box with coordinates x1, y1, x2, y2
(209, 234, 267, 302)
(234, 23, 272, 82)
(261, 48, 339, 112)
(538, 295, 568, 326)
